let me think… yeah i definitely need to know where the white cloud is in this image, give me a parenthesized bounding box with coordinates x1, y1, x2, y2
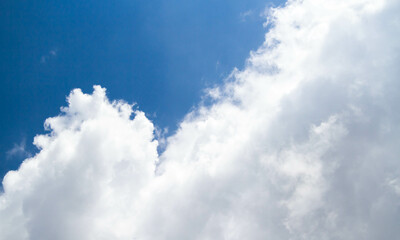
(0, 86, 158, 240)
(2, 0, 400, 239)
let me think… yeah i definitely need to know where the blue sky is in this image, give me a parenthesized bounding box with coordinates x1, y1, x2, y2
(0, 0, 285, 179)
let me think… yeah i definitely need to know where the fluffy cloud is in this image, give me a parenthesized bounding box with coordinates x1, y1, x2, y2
(1, 0, 400, 239)
(0, 87, 158, 240)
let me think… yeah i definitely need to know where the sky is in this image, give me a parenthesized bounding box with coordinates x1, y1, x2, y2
(0, 0, 284, 178)
(1, 0, 400, 239)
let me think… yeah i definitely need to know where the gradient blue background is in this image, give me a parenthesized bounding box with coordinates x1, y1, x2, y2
(0, 0, 284, 180)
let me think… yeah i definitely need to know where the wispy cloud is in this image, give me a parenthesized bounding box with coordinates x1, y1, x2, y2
(40, 48, 58, 64)
(240, 10, 254, 22)
(6, 139, 31, 159)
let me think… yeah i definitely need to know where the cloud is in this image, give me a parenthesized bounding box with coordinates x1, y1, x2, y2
(240, 10, 254, 22)
(6, 139, 31, 160)
(40, 49, 58, 64)
(0, 86, 158, 240)
(1, 0, 400, 239)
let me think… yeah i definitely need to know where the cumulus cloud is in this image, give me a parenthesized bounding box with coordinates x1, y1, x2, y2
(2, 0, 400, 239)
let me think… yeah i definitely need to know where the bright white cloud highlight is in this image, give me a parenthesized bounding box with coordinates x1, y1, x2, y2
(2, 0, 400, 239)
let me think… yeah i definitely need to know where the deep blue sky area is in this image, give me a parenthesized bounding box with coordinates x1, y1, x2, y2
(0, 0, 285, 180)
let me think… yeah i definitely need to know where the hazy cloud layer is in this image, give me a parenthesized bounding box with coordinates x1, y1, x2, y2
(1, 0, 400, 239)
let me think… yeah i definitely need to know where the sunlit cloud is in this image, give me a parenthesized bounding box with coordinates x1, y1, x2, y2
(1, 0, 400, 239)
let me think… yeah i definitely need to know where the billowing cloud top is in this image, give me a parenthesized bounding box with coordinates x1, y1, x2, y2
(1, 0, 400, 239)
